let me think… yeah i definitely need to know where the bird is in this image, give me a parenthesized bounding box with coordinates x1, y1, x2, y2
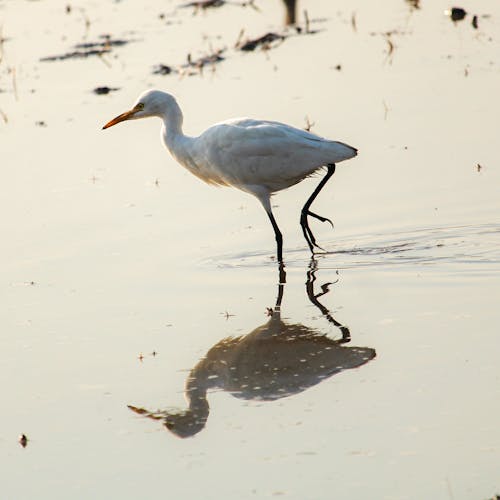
(127, 264, 375, 438)
(102, 89, 357, 262)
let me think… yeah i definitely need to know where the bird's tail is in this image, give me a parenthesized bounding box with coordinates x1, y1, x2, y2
(332, 140, 358, 162)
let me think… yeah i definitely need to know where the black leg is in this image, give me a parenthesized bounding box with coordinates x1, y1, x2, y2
(306, 259, 351, 341)
(273, 262, 286, 315)
(266, 209, 283, 262)
(300, 164, 336, 253)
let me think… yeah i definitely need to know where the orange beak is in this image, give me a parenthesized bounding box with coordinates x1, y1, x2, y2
(102, 105, 141, 130)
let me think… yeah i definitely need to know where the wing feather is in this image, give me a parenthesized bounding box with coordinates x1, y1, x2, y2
(189, 118, 356, 192)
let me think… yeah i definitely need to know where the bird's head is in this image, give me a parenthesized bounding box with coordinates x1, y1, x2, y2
(163, 409, 208, 438)
(102, 89, 177, 129)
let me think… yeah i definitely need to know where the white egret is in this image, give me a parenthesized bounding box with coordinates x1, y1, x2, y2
(103, 89, 357, 261)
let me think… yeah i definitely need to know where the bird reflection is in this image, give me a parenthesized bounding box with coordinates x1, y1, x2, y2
(128, 263, 375, 438)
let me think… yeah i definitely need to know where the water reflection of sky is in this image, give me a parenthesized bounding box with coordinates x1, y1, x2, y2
(1, 0, 499, 499)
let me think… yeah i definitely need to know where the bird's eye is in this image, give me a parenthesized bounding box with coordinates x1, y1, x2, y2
(136, 103, 145, 110)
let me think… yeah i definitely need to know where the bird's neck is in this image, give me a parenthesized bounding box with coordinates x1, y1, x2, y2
(160, 110, 200, 176)
(160, 104, 193, 161)
(185, 372, 210, 417)
(161, 99, 184, 139)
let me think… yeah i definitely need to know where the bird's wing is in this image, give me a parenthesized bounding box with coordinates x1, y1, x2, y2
(215, 118, 329, 146)
(206, 118, 355, 159)
(192, 119, 356, 192)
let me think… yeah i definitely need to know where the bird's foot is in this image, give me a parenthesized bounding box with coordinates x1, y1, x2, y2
(300, 210, 328, 253)
(339, 326, 351, 343)
(307, 210, 334, 228)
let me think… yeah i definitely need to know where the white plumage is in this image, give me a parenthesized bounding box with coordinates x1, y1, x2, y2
(103, 89, 357, 261)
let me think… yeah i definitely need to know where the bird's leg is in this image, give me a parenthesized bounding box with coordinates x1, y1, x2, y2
(306, 259, 351, 342)
(256, 191, 284, 262)
(272, 262, 286, 315)
(266, 209, 284, 262)
(300, 164, 336, 253)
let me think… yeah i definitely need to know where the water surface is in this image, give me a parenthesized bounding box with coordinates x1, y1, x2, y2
(1, 1, 499, 499)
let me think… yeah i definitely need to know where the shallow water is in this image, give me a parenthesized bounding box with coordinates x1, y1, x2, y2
(1, 0, 499, 499)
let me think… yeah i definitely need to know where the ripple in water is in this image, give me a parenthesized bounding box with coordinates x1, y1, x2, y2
(202, 223, 500, 274)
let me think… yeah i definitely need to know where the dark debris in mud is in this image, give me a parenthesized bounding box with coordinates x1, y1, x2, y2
(185, 49, 225, 68)
(448, 7, 467, 22)
(179, 0, 258, 14)
(93, 86, 120, 95)
(405, 0, 420, 11)
(40, 35, 132, 62)
(152, 48, 225, 77)
(75, 37, 129, 50)
(40, 48, 110, 62)
(152, 64, 174, 75)
(368, 29, 407, 64)
(237, 32, 285, 51)
(444, 8, 491, 31)
(150, 15, 322, 77)
(235, 13, 320, 54)
(18, 434, 28, 448)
